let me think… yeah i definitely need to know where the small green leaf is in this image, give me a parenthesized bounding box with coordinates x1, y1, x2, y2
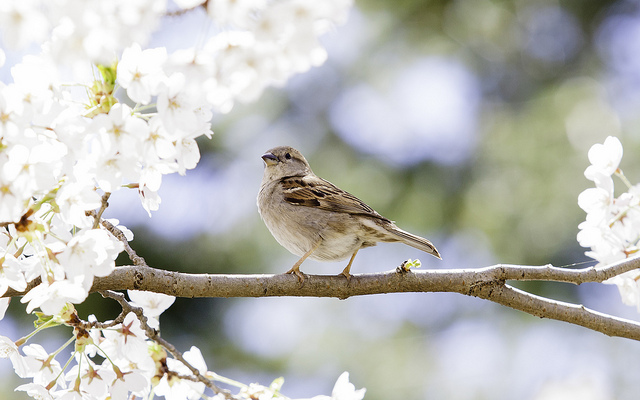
(34, 312, 54, 328)
(97, 62, 118, 90)
(397, 258, 421, 273)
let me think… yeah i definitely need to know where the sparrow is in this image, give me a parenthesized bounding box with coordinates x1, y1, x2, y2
(257, 145, 441, 281)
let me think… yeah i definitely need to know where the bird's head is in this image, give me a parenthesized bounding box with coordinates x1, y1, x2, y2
(261, 146, 312, 182)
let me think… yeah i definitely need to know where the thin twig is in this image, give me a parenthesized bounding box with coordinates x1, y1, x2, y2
(490, 258, 640, 283)
(85, 210, 147, 267)
(92, 192, 111, 229)
(72, 310, 128, 330)
(99, 218, 147, 267)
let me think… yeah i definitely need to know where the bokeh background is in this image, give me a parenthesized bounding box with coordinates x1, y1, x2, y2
(4, 0, 640, 399)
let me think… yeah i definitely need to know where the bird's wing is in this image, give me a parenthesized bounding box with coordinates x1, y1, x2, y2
(280, 174, 390, 222)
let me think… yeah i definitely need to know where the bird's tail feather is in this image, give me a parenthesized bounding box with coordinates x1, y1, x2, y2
(389, 227, 441, 259)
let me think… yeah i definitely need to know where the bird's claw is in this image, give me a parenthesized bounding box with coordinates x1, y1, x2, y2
(285, 267, 307, 287)
(339, 270, 352, 285)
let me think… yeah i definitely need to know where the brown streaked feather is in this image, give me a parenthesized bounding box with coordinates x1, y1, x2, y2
(280, 175, 391, 222)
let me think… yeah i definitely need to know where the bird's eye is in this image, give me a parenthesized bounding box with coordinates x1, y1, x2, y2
(285, 153, 292, 160)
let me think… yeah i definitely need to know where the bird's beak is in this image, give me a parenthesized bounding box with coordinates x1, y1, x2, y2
(261, 152, 278, 166)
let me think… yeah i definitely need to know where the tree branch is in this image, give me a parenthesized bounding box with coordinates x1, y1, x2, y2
(78, 256, 640, 341)
(483, 284, 640, 339)
(6, 255, 640, 341)
(84, 256, 640, 298)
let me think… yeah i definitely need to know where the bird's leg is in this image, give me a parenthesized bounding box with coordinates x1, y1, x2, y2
(340, 249, 359, 282)
(286, 239, 322, 283)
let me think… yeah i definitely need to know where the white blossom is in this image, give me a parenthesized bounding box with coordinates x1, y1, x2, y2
(55, 181, 103, 227)
(578, 137, 640, 309)
(0, 254, 28, 295)
(101, 312, 150, 365)
(117, 44, 168, 104)
(9, 244, 43, 283)
(0, 335, 29, 378)
(584, 136, 623, 180)
(15, 383, 57, 400)
(56, 229, 124, 287)
(127, 290, 175, 329)
(330, 372, 366, 400)
(91, 103, 148, 157)
(154, 346, 207, 400)
(207, 0, 266, 28)
(64, 359, 116, 400)
(139, 185, 162, 216)
(156, 73, 200, 135)
(21, 280, 89, 315)
(21, 344, 63, 387)
(297, 372, 367, 400)
(109, 368, 148, 399)
(0, 0, 50, 49)
(46, 0, 166, 66)
(0, 298, 9, 320)
(605, 269, 640, 311)
(174, 137, 201, 175)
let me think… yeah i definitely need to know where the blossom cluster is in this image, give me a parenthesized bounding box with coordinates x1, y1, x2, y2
(1, 0, 351, 112)
(577, 136, 640, 309)
(2, 292, 169, 398)
(1, 291, 364, 400)
(0, 0, 352, 313)
(1, 0, 356, 398)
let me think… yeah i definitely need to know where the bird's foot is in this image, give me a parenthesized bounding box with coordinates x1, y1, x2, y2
(339, 269, 352, 285)
(285, 266, 307, 287)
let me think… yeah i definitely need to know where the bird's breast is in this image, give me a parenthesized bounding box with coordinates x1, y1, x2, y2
(258, 184, 365, 261)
